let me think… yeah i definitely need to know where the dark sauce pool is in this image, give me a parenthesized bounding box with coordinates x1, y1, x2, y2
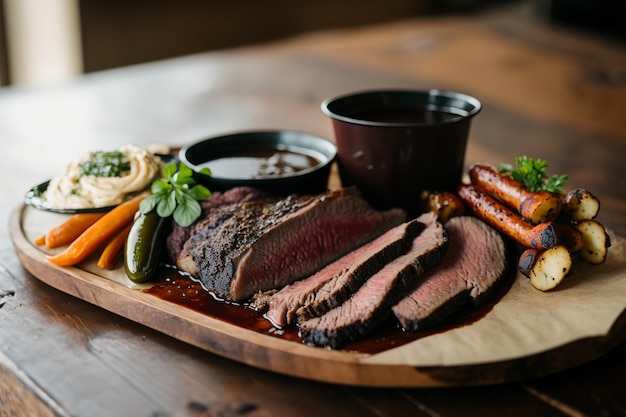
(144, 265, 516, 354)
(196, 149, 321, 180)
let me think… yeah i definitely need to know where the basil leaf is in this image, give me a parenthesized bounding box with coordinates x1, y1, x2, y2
(139, 194, 160, 214)
(173, 195, 202, 227)
(143, 162, 211, 226)
(188, 184, 211, 201)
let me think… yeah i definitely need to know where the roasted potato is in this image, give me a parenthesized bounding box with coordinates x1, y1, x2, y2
(574, 220, 611, 264)
(423, 191, 465, 223)
(562, 188, 600, 221)
(555, 222, 584, 253)
(519, 245, 572, 291)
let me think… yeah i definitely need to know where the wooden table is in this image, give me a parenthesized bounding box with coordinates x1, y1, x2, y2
(2, 5, 626, 416)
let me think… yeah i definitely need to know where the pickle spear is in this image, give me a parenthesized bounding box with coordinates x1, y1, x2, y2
(125, 210, 168, 283)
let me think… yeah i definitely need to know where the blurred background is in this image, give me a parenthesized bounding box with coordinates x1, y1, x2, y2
(0, 0, 623, 87)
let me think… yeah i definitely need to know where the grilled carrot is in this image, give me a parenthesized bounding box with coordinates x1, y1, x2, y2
(97, 222, 133, 270)
(43, 212, 106, 249)
(469, 164, 562, 224)
(46, 197, 143, 267)
(458, 184, 559, 250)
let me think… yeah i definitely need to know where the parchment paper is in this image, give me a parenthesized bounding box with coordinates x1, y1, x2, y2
(366, 231, 626, 367)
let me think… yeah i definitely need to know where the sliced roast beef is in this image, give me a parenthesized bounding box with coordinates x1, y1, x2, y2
(176, 188, 406, 302)
(175, 196, 305, 277)
(166, 186, 269, 262)
(392, 216, 508, 332)
(295, 213, 439, 323)
(299, 215, 448, 348)
(261, 215, 427, 328)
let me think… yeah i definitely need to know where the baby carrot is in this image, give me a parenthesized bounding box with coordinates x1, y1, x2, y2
(97, 222, 132, 270)
(46, 197, 144, 267)
(44, 212, 106, 249)
(34, 234, 46, 246)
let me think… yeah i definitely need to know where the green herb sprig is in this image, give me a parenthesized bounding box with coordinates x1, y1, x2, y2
(500, 156, 568, 194)
(140, 163, 211, 227)
(80, 151, 131, 178)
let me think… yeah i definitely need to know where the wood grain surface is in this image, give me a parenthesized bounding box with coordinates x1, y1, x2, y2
(2, 4, 626, 416)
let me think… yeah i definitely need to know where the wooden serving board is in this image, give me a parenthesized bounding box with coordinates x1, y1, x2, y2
(10, 205, 626, 387)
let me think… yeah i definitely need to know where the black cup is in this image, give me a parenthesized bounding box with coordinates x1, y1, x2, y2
(321, 89, 481, 216)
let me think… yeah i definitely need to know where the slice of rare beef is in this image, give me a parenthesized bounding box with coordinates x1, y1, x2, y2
(262, 215, 426, 328)
(175, 196, 289, 276)
(295, 213, 440, 323)
(392, 216, 508, 332)
(166, 186, 269, 262)
(298, 214, 448, 349)
(177, 188, 406, 302)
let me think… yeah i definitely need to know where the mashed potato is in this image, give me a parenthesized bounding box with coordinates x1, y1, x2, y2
(43, 145, 164, 209)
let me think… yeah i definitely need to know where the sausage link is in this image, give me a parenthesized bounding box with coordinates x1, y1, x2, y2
(554, 223, 584, 253)
(457, 184, 560, 249)
(469, 164, 562, 224)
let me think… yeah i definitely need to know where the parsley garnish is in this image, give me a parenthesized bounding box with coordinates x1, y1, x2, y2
(139, 163, 211, 227)
(80, 151, 131, 177)
(30, 186, 42, 198)
(500, 156, 568, 194)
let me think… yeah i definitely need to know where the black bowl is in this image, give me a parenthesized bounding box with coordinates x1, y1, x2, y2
(321, 89, 481, 214)
(179, 130, 337, 196)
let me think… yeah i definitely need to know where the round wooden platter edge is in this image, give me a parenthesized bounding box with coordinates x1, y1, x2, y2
(9, 205, 626, 388)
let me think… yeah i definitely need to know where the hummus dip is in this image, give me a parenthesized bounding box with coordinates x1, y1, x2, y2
(43, 145, 164, 209)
